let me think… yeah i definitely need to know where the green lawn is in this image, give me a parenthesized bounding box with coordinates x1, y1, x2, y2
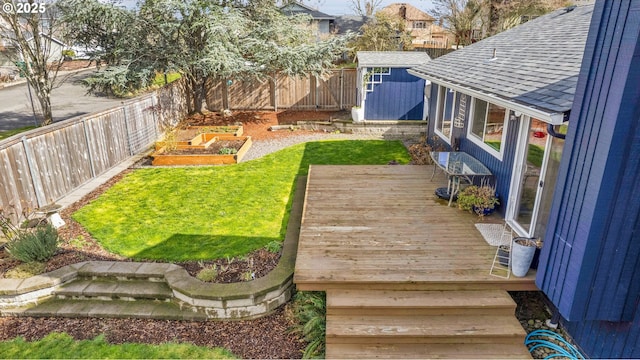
(73, 140, 410, 261)
(0, 333, 235, 359)
(0, 126, 37, 141)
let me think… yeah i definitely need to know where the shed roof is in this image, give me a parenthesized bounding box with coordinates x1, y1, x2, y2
(356, 51, 431, 68)
(409, 5, 593, 116)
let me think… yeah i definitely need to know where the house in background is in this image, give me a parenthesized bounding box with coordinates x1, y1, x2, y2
(409, 5, 590, 240)
(410, 2, 640, 357)
(380, 3, 454, 49)
(355, 51, 430, 121)
(279, 1, 335, 37)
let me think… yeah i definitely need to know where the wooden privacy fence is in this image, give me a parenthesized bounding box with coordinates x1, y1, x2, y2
(205, 68, 357, 111)
(0, 79, 188, 220)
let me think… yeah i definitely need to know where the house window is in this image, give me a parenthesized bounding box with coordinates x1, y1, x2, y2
(413, 21, 426, 29)
(435, 86, 455, 143)
(468, 98, 508, 159)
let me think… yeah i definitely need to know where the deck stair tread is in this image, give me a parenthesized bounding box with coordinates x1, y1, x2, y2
(2, 299, 207, 321)
(325, 343, 532, 359)
(55, 279, 173, 300)
(327, 289, 516, 315)
(326, 314, 527, 342)
(324, 289, 530, 358)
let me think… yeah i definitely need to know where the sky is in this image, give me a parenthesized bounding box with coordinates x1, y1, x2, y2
(301, 0, 435, 16)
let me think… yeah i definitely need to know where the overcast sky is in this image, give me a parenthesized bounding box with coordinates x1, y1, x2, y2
(302, 0, 435, 16)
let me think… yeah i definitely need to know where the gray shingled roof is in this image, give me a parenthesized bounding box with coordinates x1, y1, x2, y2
(409, 5, 593, 114)
(280, 3, 335, 20)
(357, 51, 431, 68)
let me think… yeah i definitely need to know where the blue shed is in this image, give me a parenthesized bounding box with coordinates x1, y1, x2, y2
(355, 51, 430, 121)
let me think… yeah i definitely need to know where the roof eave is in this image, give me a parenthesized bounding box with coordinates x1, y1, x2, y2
(409, 69, 566, 125)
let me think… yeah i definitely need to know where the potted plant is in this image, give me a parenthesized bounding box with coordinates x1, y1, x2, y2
(511, 237, 538, 277)
(456, 185, 499, 217)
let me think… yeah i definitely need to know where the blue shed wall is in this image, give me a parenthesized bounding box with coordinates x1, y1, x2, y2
(364, 68, 425, 120)
(426, 88, 518, 216)
(535, 1, 640, 358)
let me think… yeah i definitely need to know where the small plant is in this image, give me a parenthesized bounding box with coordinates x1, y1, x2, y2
(456, 185, 499, 217)
(292, 291, 327, 359)
(69, 235, 89, 249)
(4, 262, 46, 278)
(241, 271, 255, 282)
(218, 147, 237, 155)
(6, 223, 59, 263)
(264, 240, 282, 253)
(196, 264, 218, 282)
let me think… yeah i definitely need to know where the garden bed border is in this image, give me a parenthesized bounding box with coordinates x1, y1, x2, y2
(0, 177, 305, 320)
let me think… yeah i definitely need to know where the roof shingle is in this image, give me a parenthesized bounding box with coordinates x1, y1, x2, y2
(409, 5, 593, 113)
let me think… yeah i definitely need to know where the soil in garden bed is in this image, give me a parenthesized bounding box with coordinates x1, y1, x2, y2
(162, 140, 245, 155)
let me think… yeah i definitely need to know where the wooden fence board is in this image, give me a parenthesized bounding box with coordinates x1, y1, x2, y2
(0, 79, 187, 219)
(204, 69, 357, 111)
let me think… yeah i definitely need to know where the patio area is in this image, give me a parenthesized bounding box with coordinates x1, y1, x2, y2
(294, 164, 536, 292)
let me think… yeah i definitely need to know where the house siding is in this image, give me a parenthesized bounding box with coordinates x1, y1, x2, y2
(536, 1, 640, 358)
(427, 87, 518, 216)
(364, 68, 425, 120)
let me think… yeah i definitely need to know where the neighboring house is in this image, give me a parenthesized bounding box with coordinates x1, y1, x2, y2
(410, 2, 640, 357)
(333, 15, 367, 36)
(279, 2, 335, 37)
(355, 51, 430, 121)
(379, 3, 453, 49)
(26, 33, 67, 63)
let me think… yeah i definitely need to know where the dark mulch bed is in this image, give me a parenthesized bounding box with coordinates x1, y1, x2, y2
(0, 307, 305, 359)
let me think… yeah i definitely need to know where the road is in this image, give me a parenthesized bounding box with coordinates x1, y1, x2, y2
(0, 70, 127, 131)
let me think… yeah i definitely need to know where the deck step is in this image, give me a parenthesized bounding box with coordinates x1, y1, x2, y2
(325, 342, 531, 359)
(326, 314, 527, 344)
(2, 299, 207, 321)
(55, 279, 173, 301)
(327, 289, 516, 316)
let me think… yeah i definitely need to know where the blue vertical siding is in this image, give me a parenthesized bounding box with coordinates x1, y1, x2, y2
(426, 88, 518, 216)
(535, 1, 640, 358)
(364, 68, 425, 120)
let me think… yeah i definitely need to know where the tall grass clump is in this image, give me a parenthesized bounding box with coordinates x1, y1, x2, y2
(6, 224, 59, 263)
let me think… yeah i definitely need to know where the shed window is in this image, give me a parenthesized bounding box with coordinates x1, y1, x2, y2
(468, 98, 508, 159)
(435, 86, 455, 143)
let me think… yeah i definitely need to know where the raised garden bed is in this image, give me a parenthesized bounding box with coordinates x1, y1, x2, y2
(152, 135, 252, 165)
(155, 125, 243, 151)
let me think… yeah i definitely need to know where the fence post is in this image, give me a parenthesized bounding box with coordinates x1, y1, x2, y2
(122, 107, 134, 156)
(272, 76, 277, 112)
(82, 119, 96, 178)
(151, 94, 159, 140)
(21, 136, 45, 208)
(339, 69, 344, 110)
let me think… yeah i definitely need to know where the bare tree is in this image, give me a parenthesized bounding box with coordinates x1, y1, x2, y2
(0, 0, 64, 125)
(349, 0, 383, 16)
(432, 0, 568, 46)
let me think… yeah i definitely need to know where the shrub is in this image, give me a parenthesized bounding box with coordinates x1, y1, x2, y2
(264, 240, 282, 253)
(196, 265, 218, 282)
(292, 291, 326, 359)
(6, 224, 59, 263)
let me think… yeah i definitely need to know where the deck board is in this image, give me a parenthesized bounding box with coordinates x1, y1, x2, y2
(294, 165, 537, 291)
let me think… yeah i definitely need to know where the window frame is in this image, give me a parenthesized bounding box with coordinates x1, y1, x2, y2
(434, 86, 456, 144)
(467, 97, 509, 160)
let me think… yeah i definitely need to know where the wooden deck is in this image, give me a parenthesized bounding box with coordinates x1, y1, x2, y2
(294, 165, 537, 292)
(294, 165, 536, 358)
